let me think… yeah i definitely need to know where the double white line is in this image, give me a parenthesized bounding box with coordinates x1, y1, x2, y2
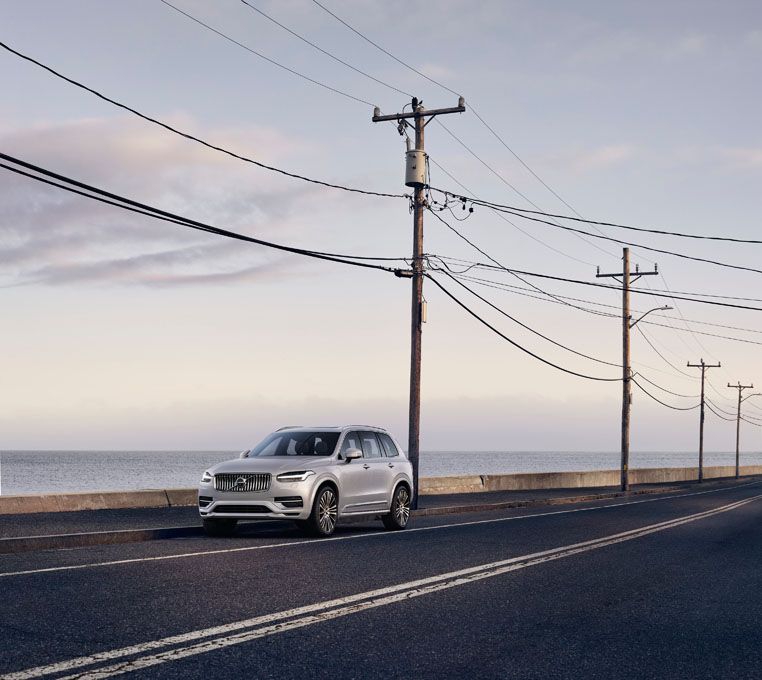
(4, 492, 760, 680)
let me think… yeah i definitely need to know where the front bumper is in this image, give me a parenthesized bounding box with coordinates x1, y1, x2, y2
(198, 479, 314, 520)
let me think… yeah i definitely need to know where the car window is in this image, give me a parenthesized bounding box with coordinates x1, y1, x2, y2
(378, 433, 399, 457)
(339, 431, 362, 459)
(359, 431, 383, 458)
(249, 431, 339, 456)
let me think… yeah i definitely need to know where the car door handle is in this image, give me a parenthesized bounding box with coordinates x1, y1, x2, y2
(363, 464, 370, 469)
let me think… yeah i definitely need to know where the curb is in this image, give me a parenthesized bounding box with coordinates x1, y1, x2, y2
(0, 484, 690, 554)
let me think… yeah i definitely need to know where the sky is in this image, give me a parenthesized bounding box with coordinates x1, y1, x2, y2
(1, 0, 762, 452)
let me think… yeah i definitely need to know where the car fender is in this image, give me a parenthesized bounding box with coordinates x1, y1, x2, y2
(307, 471, 341, 508)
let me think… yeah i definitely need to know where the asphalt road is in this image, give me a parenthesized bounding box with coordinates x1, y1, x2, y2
(1, 479, 761, 680)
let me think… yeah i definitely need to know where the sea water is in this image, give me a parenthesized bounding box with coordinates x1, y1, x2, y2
(2, 450, 760, 496)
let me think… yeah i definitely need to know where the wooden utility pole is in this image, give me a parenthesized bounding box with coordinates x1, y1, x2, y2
(728, 382, 754, 478)
(687, 359, 721, 482)
(596, 247, 659, 491)
(372, 96, 465, 508)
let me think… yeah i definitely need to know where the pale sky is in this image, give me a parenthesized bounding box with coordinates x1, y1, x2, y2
(2, 0, 762, 452)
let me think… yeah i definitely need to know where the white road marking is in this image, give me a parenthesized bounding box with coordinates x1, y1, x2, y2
(0, 480, 758, 579)
(3, 493, 759, 680)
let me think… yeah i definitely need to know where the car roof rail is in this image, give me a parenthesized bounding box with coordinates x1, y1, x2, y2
(276, 425, 303, 431)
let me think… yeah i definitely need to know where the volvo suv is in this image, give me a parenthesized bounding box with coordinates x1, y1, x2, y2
(198, 426, 414, 537)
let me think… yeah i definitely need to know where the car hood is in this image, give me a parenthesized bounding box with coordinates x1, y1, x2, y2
(207, 457, 337, 475)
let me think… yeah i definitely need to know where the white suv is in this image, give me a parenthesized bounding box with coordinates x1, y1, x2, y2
(198, 426, 414, 537)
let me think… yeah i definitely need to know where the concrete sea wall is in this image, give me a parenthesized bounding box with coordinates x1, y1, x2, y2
(1, 465, 761, 515)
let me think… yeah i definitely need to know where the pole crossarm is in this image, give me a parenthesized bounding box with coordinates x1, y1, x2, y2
(372, 97, 465, 122)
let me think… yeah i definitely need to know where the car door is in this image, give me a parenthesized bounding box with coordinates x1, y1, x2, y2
(357, 431, 394, 510)
(335, 430, 375, 513)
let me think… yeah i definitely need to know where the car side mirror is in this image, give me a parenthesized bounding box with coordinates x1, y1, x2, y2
(345, 448, 362, 461)
(239, 449, 250, 459)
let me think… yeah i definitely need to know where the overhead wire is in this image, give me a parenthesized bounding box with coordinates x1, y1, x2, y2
(0, 40, 404, 199)
(437, 193, 762, 277)
(432, 268, 620, 367)
(631, 379, 700, 411)
(158, 0, 377, 106)
(0, 152, 404, 273)
(236, 0, 412, 98)
(423, 274, 622, 382)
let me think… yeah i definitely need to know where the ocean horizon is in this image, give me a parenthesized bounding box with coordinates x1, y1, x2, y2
(2, 449, 761, 496)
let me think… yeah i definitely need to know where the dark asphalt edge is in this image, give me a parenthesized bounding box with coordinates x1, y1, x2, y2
(0, 483, 700, 554)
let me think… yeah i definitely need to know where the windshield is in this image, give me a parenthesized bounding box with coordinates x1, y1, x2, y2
(248, 431, 340, 457)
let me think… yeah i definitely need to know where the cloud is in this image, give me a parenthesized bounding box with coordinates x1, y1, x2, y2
(538, 143, 637, 173)
(714, 146, 762, 170)
(0, 116, 325, 286)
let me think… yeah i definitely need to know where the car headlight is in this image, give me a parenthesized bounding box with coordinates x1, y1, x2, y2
(276, 470, 315, 482)
(201, 470, 213, 484)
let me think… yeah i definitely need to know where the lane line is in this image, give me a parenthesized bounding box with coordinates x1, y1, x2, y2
(4, 493, 759, 680)
(1, 480, 758, 579)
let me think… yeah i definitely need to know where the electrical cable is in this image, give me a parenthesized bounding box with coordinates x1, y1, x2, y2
(630, 379, 700, 411)
(427, 210, 614, 317)
(432, 268, 620, 367)
(433, 121, 617, 260)
(310, 0, 608, 243)
(237, 0, 412, 98)
(0, 40, 404, 200)
(436, 259, 762, 312)
(0, 153, 404, 273)
(428, 157, 595, 266)
(450, 193, 762, 246)
(705, 398, 737, 418)
(158, 0, 377, 106)
(440, 195, 762, 277)
(705, 401, 736, 422)
(631, 372, 699, 399)
(423, 274, 622, 382)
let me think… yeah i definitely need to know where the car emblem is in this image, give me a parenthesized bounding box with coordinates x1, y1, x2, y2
(234, 476, 247, 488)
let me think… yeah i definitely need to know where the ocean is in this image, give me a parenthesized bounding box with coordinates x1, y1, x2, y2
(2, 450, 761, 496)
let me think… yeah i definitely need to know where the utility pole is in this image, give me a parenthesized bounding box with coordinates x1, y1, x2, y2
(596, 247, 660, 491)
(728, 382, 754, 478)
(687, 359, 721, 482)
(373, 96, 465, 508)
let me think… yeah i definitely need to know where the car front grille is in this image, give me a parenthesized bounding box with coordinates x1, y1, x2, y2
(214, 505, 270, 514)
(214, 473, 271, 492)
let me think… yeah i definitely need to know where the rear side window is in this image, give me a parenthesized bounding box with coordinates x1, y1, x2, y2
(359, 431, 383, 458)
(378, 433, 399, 457)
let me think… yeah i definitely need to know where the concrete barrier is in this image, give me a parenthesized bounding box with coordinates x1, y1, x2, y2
(2, 465, 761, 514)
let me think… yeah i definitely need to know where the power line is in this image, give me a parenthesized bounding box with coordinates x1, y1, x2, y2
(427, 210, 614, 317)
(433, 269, 620, 367)
(437, 193, 762, 277)
(0, 152, 404, 273)
(632, 372, 699, 399)
(433, 121, 617, 260)
(424, 274, 622, 382)
(158, 0, 377, 106)
(0, 40, 404, 200)
(428, 157, 594, 266)
(310, 0, 601, 237)
(237, 0, 412, 98)
(455, 193, 762, 246)
(438, 259, 762, 312)
(631, 379, 700, 411)
(705, 401, 737, 422)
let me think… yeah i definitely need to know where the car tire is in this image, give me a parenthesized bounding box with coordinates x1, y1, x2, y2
(202, 518, 238, 537)
(382, 484, 411, 531)
(303, 485, 338, 537)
